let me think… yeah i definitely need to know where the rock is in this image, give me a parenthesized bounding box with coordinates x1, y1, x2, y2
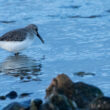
(89, 96, 110, 110)
(19, 93, 32, 98)
(45, 74, 74, 99)
(45, 73, 103, 109)
(42, 92, 76, 110)
(2, 102, 26, 110)
(0, 20, 16, 24)
(30, 99, 42, 110)
(6, 91, 17, 99)
(2, 99, 42, 110)
(2, 74, 105, 110)
(20, 76, 24, 80)
(73, 82, 103, 108)
(0, 96, 6, 100)
(26, 76, 32, 79)
(74, 71, 95, 77)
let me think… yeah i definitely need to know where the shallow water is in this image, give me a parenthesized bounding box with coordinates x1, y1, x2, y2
(0, 0, 110, 109)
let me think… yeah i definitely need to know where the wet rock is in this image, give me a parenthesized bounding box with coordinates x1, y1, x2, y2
(26, 76, 32, 79)
(42, 92, 76, 110)
(30, 99, 42, 110)
(89, 96, 110, 110)
(46, 74, 74, 99)
(3, 99, 42, 110)
(2, 74, 105, 110)
(74, 71, 95, 77)
(0, 20, 16, 24)
(20, 76, 24, 80)
(2, 102, 27, 110)
(0, 96, 6, 100)
(19, 93, 32, 98)
(73, 82, 103, 108)
(6, 91, 17, 99)
(45, 73, 103, 109)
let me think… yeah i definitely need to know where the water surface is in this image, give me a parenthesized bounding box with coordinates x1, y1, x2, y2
(0, 0, 110, 109)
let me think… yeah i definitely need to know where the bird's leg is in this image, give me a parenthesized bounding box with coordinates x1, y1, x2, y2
(14, 52, 19, 56)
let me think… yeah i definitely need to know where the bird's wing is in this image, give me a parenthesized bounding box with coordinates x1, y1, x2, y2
(0, 29, 27, 41)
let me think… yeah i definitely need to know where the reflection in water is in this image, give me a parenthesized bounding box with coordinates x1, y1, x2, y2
(0, 55, 43, 82)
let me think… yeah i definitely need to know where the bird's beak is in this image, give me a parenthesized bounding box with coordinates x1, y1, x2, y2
(37, 32, 44, 44)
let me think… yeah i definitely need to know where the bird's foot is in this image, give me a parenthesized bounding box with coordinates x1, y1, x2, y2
(14, 53, 19, 56)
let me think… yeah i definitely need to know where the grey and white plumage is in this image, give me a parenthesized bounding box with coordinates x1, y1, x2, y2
(0, 24, 44, 55)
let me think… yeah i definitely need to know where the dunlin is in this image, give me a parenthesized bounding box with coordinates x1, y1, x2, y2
(0, 24, 44, 55)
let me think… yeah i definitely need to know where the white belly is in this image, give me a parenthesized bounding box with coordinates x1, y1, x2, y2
(0, 38, 33, 53)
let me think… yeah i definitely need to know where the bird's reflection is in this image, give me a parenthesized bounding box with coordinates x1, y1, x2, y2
(0, 55, 43, 82)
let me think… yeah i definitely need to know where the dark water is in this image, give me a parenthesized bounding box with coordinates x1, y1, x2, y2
(0, 0, 110, 109)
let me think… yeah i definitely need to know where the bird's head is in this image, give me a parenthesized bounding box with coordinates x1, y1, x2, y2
(26, 24, 44, 44)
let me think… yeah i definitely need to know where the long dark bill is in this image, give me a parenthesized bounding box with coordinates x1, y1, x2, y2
(37, 32, 44, 44)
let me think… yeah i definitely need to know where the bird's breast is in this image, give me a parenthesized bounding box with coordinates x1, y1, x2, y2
(0, 37, 34, 53)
